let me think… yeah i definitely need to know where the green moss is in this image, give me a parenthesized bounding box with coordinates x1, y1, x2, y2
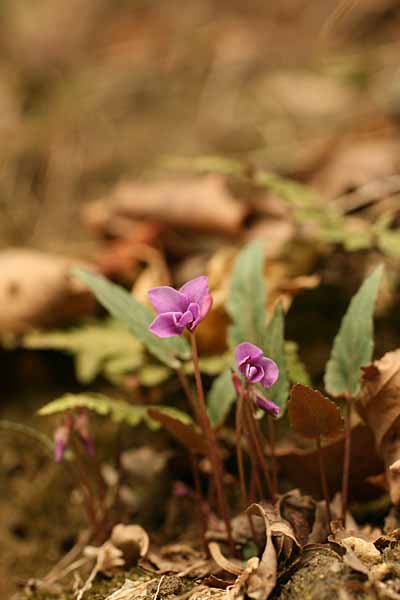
(278, 549, 370, 600)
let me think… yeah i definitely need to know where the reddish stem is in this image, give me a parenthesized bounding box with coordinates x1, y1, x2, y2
(316, 436, 332, 529)
(189, 332, 234, 554)
(341, 400, 352, 525)
(267, 415, 278, 495)
(189, 452, 209, 553)
(244, 396, 276, 502)
(235, 393, 248, 504)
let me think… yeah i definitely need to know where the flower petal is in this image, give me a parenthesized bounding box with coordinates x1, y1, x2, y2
(148, 286, 187, 314)
(200, 293, 213, 319)
(255, 394, 281, 418)
(179, 276, 209, 304)
(149, 312, 184, 337)
(235, 342, 263, 367)
(187, 302, 201, 330)
(259, 357, 279, 388)
(245, 363, 264, 383)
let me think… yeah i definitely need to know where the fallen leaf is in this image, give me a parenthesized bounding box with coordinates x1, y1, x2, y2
(110, 524, 149, 565)
(288, 384, 343, 439)
(82, 175, 246, 235)
(0, 249, 94, 334)
(278, 422, 383, 500)
(246, 503, 278, 600)
(358, 350, 400, 504)
(278, 489, 316, 547)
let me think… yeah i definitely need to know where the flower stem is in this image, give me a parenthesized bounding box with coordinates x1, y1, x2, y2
(189, 452, 209, 553)
(235, 393, 248, 505)
(267, 415, 278, 495)
(341, 400, 352, 525)
(316, 436, 332, 529)
(243, 397, 276, 502)
(235, 393, 261, 547)
(189, 332, 234, 553)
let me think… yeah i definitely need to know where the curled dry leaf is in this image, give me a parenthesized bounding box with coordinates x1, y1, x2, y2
(358, 350, 400, 504)
(208, 542, 245, 576)
(82, 175, 246, 236)
(288, 384, 343, 440)
(0, 249, 95, 334)
(278, 489, 316, 547)
(110, 523, 149, 565)
(245, 504, 278, 600)
(84, 541, 125, 575)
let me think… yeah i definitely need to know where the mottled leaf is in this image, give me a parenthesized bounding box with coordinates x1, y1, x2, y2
(324, 265, 383, 397)
(227, 240, 267, 348)
(24, 319, 144, 384)
(72, 268, 190, 369)
(207, 368, 236, 427)
(285, 341, 311, 386)
(288, 384, 343, 439)
(38, 393, 192, 432)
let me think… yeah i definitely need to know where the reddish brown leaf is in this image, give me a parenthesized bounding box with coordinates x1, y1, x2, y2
(288, 384, 343, 440)
(148, 409, 208, 455)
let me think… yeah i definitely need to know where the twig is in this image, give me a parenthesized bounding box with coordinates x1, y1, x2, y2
(153, 575, 166, 600)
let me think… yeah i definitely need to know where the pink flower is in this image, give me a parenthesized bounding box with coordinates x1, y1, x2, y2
(53, 411, 95, 462)
(148, 276, 212, 338)
(235, 342, 279, 387)
(233, 342, 281, 418)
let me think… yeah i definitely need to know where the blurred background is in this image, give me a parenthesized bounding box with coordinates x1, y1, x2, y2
(2, 0, 400, 597)
(1, 0, 400, 249)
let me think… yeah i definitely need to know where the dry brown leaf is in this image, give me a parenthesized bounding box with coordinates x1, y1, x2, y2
(84, 541, 125, 574)
(278, 423, 383, 501)
(288, 384, 343, 440)
(110, 524, 149, 565)
(245, 504, 277, 600)
(83, 175, 246, 235)
(358, 350, 400, 504)
(105, 578, 152, 600)
(208, 542, 245, 577)
(278, 490, 316, 547)
(0, 249, 95, 334)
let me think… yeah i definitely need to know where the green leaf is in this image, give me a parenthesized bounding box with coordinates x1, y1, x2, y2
(38, 393, 192, 431)
(262, 303, 289, 416)
(72, 268, 190, 369)
(207, 368, 236, 427)
(138, 365, 171, 387)
(183, 352, 232, 376)
(285, 341, 311, 386)
(24, 319, 144, 384)
(324, 265, 384, 397)
(227, 240, 267, 348)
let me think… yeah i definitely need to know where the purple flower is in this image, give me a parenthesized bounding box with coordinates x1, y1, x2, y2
(148, 276, 213, 338)
(254, 395, 281, 418)
(234, 342, 281, 418)
(235, 342, 279, 388)
(54, 418, 72, 463)
(74, 410, 95, 457)
(53, 411, 95, 463)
